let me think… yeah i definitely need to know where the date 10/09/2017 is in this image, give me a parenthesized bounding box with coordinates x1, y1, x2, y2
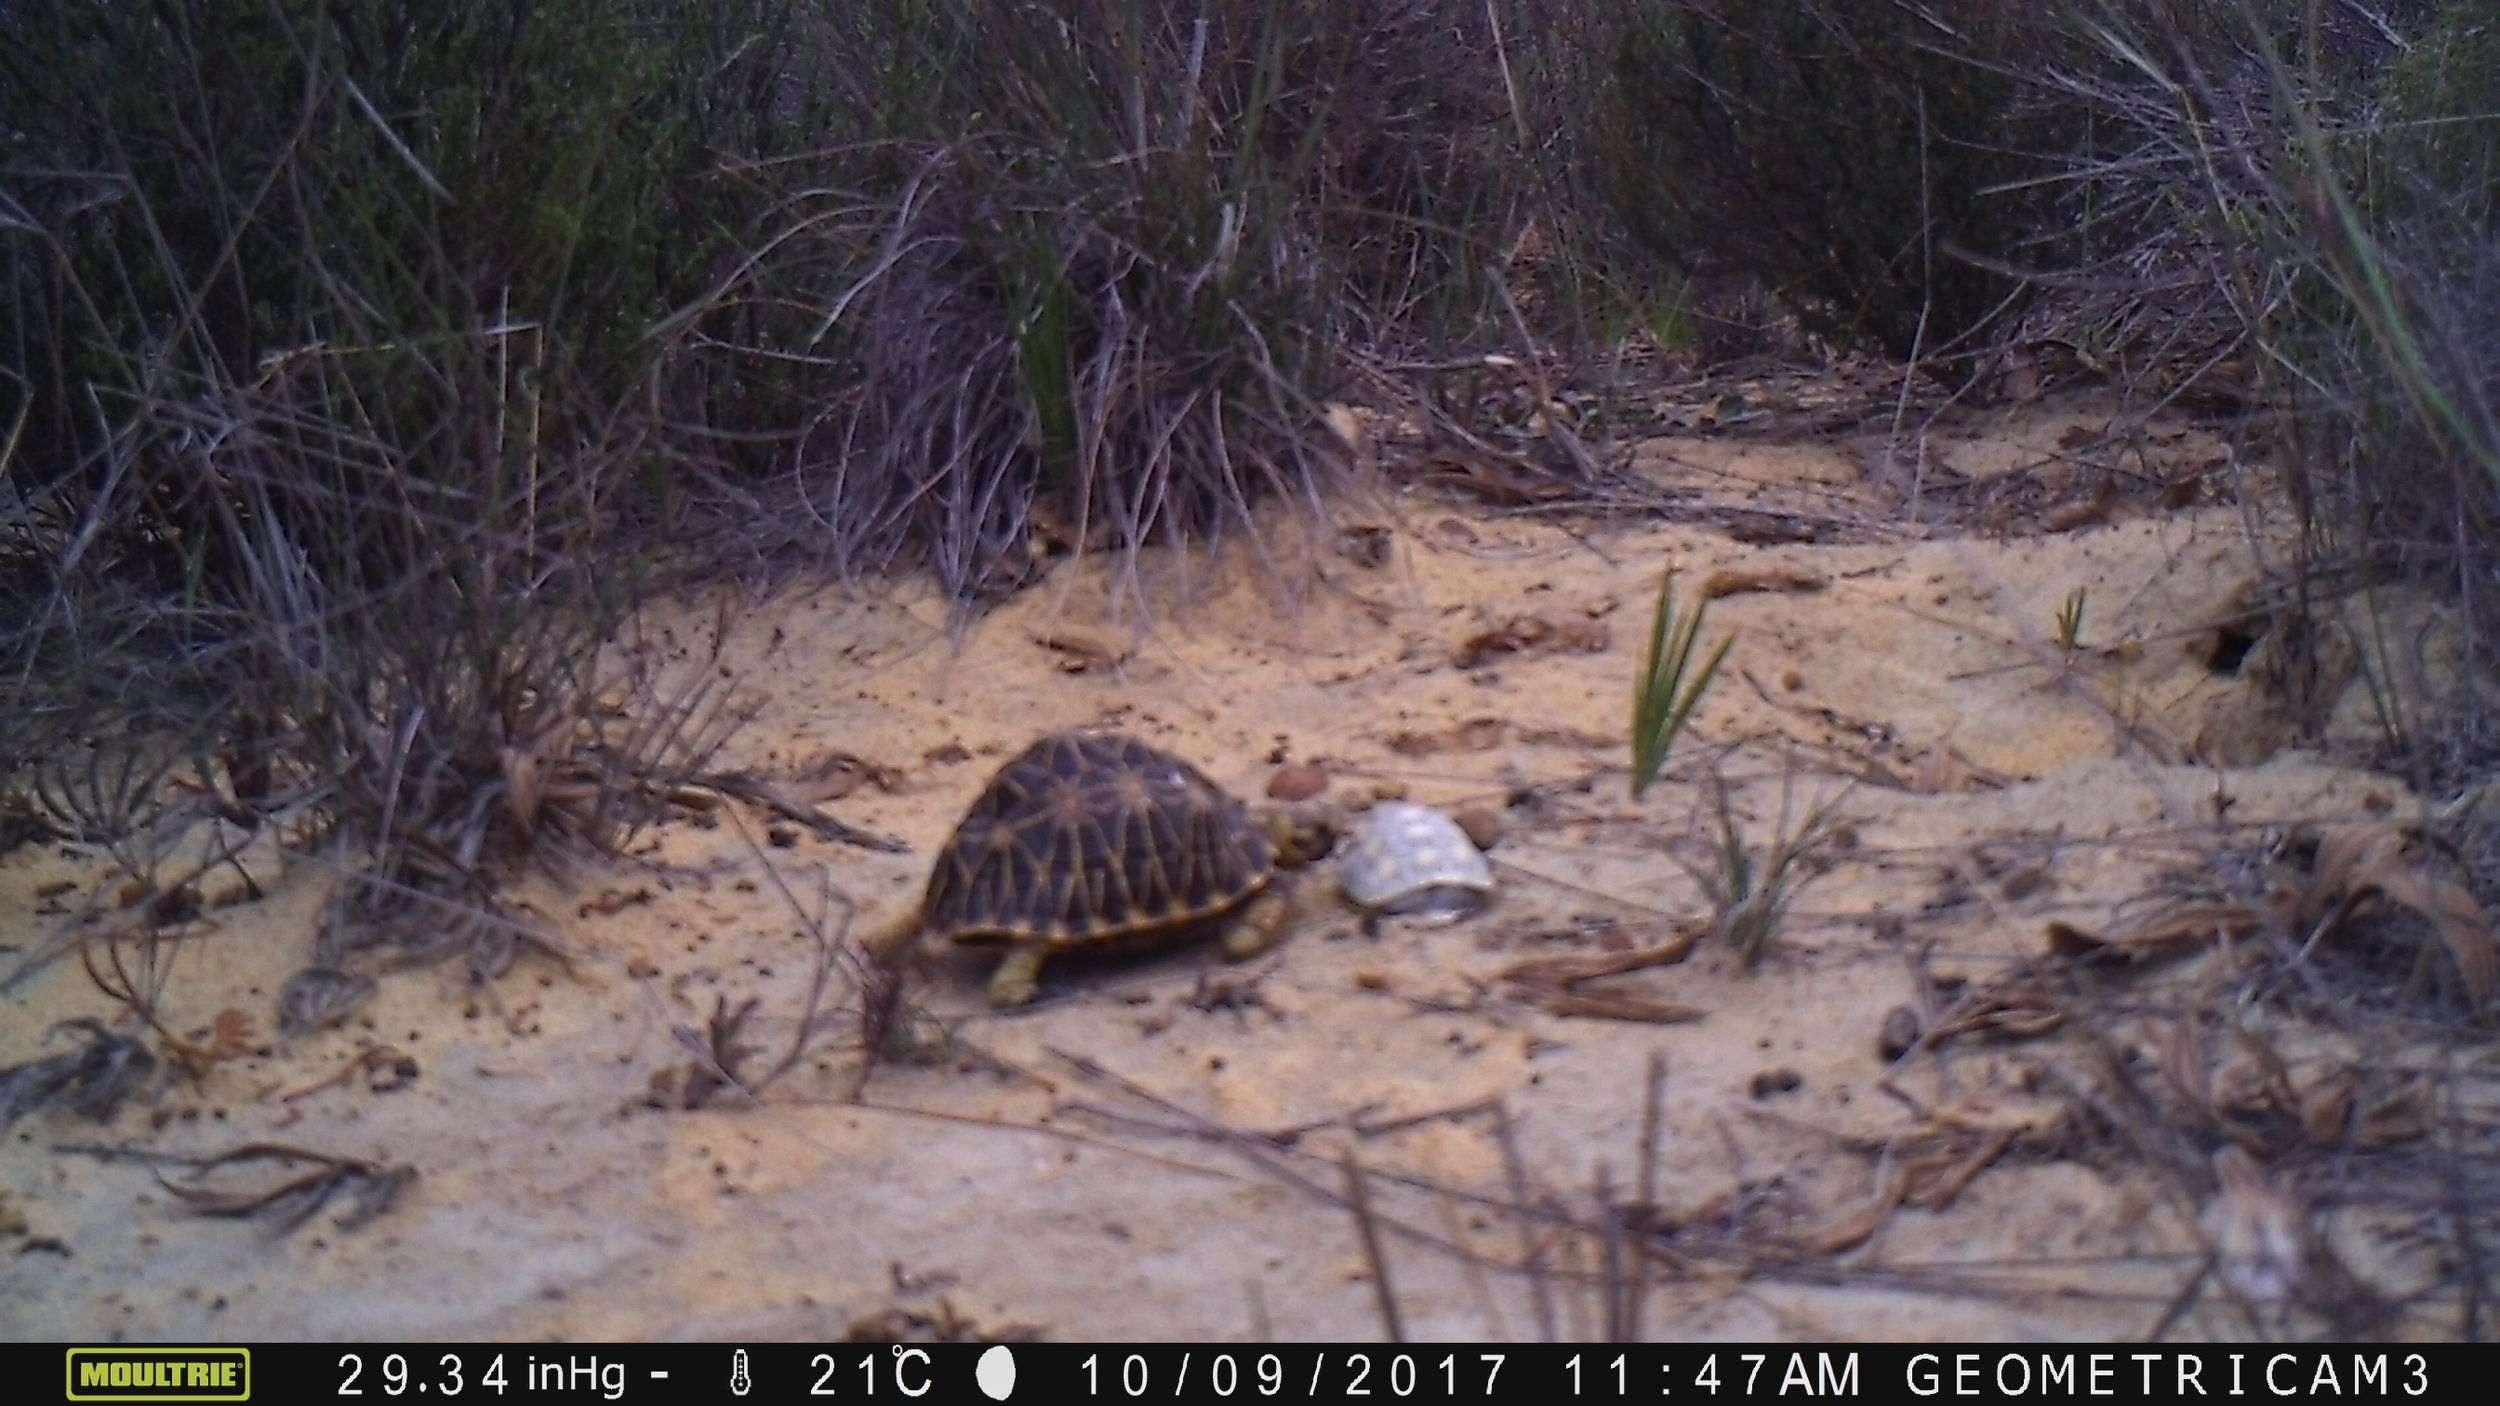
(1078, 1351, 1859, 1398)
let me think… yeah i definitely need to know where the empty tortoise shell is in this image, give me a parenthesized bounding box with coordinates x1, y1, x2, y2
(1337, 801, 1494, 919)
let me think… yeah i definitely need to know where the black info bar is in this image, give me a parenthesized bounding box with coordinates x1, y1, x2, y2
(35, 1344, 2452, 1405)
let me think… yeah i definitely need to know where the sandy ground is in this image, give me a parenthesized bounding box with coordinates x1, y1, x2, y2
(2, 379, 2485, 1343)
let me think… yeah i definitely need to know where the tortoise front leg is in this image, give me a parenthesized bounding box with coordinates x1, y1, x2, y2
(986, 942, 1050, 1008)
(1218, 882, 1295, 961)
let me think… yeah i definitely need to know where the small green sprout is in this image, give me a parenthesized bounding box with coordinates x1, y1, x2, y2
(2055, 588, 2088, 656)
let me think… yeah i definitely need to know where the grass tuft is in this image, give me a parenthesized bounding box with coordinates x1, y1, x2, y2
(1629, 568, 1733, 800)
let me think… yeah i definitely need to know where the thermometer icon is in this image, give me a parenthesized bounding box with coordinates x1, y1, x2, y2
(731, 1349, 752, 1397)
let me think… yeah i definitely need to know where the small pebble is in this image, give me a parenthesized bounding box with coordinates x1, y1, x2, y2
(1453, 805, 1504, 851)
(1879, 1006, 1923, 1062)
(1266, 762, 1329, 802)
(1749, 1068, 1803, 1099)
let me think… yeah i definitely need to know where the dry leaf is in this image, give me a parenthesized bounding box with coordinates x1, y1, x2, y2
(2042, 479, 2118, 532)
(1497, 934, 1705, 989)
(1925, 980, 2065, 1044)
(1720, 510, 1828, 545)
(1902, 1128, 2018, 1211)
(2290, 823, 2498, 1002)
(1498, 931, 1709, 1024)
(2352, 1076, 2432, 1147)
(2300, 824, 2405, 926)
(1700, 567, 1827, 598)
(1386, 718, 1506, 756)
(2045, 902, 2266, 959)
(1818, 1103, 2077, 1246)
(1453, 612, 1610, 669)
(156, 1143, 416, 1233)
(1037, 628, 1130, 674)
(1516, 724, 1620, 749)
(1415, 445, 1574, 506)
(208, 1008, 257, 1060)
(2298, 1072, 2356, 1146)
(1793, 1165, 1908, 1255)
(2374, 868, 2497, 1003)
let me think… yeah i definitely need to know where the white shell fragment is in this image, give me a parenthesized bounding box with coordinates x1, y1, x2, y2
(1338, 801, 1494, 919)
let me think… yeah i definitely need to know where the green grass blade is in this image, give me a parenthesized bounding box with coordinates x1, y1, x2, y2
(1630, 569, 1733, 799)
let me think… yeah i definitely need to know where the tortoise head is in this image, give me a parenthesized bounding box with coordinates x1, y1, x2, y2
(1258, 800, 1340, 870)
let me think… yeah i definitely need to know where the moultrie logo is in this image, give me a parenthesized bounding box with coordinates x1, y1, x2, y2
(65, 1348, 251, 1402)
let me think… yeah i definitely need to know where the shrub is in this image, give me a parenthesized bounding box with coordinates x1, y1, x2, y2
(1591, 0, 2090, 375)
(0, 1, 795, 984)
(667, 0, 1542, 598)
(2050, 0, 2500, 777)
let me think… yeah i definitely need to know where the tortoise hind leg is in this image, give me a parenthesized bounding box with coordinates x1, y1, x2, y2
(1218, 883, 1294, 962)
(986, 942, 1050, 1008)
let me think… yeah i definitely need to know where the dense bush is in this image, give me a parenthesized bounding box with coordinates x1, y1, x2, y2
(2053, 0, 2500, 773)
(0, 1, 801, 979)
(0, 1, 774, 465)
(2305, 1, 2500, 764)
(666, 0, 1543, 596)
(1591, 0, 2091, 375)
(2371, 5, 2500, 237)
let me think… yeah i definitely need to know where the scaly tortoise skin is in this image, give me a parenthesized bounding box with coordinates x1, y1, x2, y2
(874, 731, 1314, 1007)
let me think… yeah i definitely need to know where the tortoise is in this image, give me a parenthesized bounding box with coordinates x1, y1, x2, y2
(870, 731, 1326, 1007)
(1337, 801, 1494, 924)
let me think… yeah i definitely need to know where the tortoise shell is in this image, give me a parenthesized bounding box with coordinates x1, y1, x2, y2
(922, 732, 1274, 950)
(1337, 801, 1493, 918)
